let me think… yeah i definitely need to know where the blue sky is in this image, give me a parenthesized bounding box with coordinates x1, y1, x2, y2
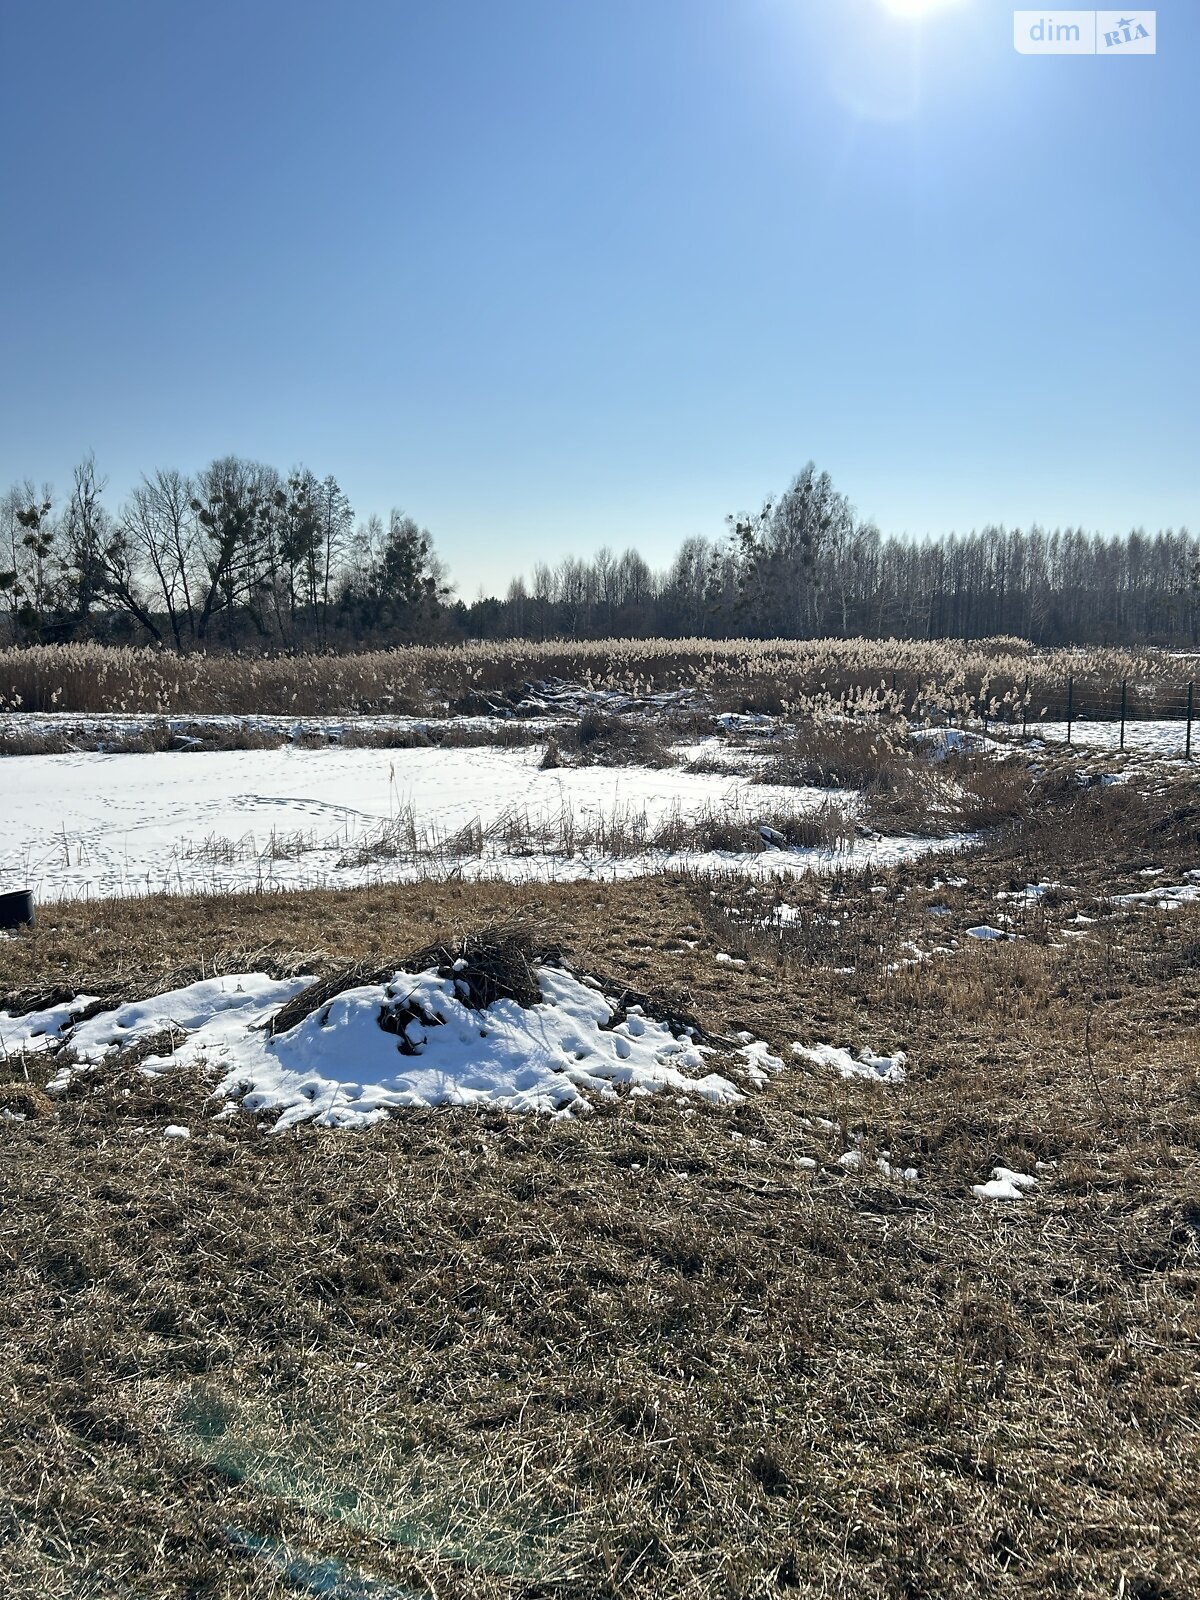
(1, 0, 1194, 596)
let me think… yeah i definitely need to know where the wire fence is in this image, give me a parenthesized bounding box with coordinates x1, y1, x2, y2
(963, 677, 1195, 758)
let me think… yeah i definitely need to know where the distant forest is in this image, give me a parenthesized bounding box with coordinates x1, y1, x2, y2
(3, 456, 1197, 650)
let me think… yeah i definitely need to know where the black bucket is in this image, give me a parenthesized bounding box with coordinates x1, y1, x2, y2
(0, 890, 34, 930)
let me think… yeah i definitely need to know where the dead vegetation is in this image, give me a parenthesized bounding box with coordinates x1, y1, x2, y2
(758, 718, 918, 792)
(333, 793, 855, 871)
(561, 709, 677, 768)
(0, 635, 1185, 717)
(266, 926, 558, 1039)
(1, 764, 1198, 1596)
(757, 722, 1033, 837)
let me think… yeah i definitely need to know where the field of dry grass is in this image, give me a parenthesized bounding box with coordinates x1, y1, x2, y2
(1, 761, 1197, 1598)
(1, 635, 1191, 718)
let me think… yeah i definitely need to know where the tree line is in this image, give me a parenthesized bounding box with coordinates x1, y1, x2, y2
(1, 455, 449, 651)
(3, 457, 1197, 650)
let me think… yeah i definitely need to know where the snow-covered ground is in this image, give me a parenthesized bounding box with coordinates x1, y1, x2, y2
(0, 744, 958, 902)
(1019, 718, 1194, 759)
(913, 716, 1194, 762)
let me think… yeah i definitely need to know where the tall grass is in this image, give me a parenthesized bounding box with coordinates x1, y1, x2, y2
(0, 637, 1182, 717)
(335, 796, 855, 869)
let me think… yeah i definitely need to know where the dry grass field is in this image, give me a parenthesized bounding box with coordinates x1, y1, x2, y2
(1, 635, 1191, 718)
(1, 753, 1198, 1598)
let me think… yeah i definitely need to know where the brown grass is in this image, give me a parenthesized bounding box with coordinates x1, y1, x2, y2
(329, 794, 855, 871)
(756, 721, 1034, 839)
(0, 636, 1185, 717)
(0, 779, 1197, 1597)
(759, 718, 917, 792)
(537, 708, 681, 771)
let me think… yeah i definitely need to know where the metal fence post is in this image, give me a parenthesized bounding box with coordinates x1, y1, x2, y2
(1119, 680, 1127, 752)
(1022, 673, 1029, 738)
(1066, 676, 1073, 746)
(1187, 681, 1194, 761)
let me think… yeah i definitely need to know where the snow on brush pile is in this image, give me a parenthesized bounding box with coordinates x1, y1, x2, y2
(4, 945, 781, 1129)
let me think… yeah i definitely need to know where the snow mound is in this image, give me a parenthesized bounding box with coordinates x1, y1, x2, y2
(791, 1042, 907, 1084)
(966, 924, 1008, 941)
(216, 965, 747, 1128)
(28, 961, 764, 1131)
(972, 1166, 1039, 1202)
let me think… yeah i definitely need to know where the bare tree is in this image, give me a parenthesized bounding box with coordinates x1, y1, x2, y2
(120, 470, 197, 648)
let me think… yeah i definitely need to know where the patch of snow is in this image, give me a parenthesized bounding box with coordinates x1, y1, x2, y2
(972, 1166, 1040, 1202)
(37, 975, 307, 1098)
(0, 710, 557, 746)
(966, 924, 1008, 941)
(69, 975, 310, 1064)
(912, 727, 1002, 759)
(676, 737, 771, 772)
(162, 1124, 190, 1140)
(876, 1155, 919, 1183)
(997, 882, 1063, 904)
(736, 1039, 785, 1086)
(792, 1042, 907, 1084)
(1019, 719, 1193, 761)
(1112, 879, 1200, 912)
(833, 1138, 915, 1182)
(0, 994, 104, 1057)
